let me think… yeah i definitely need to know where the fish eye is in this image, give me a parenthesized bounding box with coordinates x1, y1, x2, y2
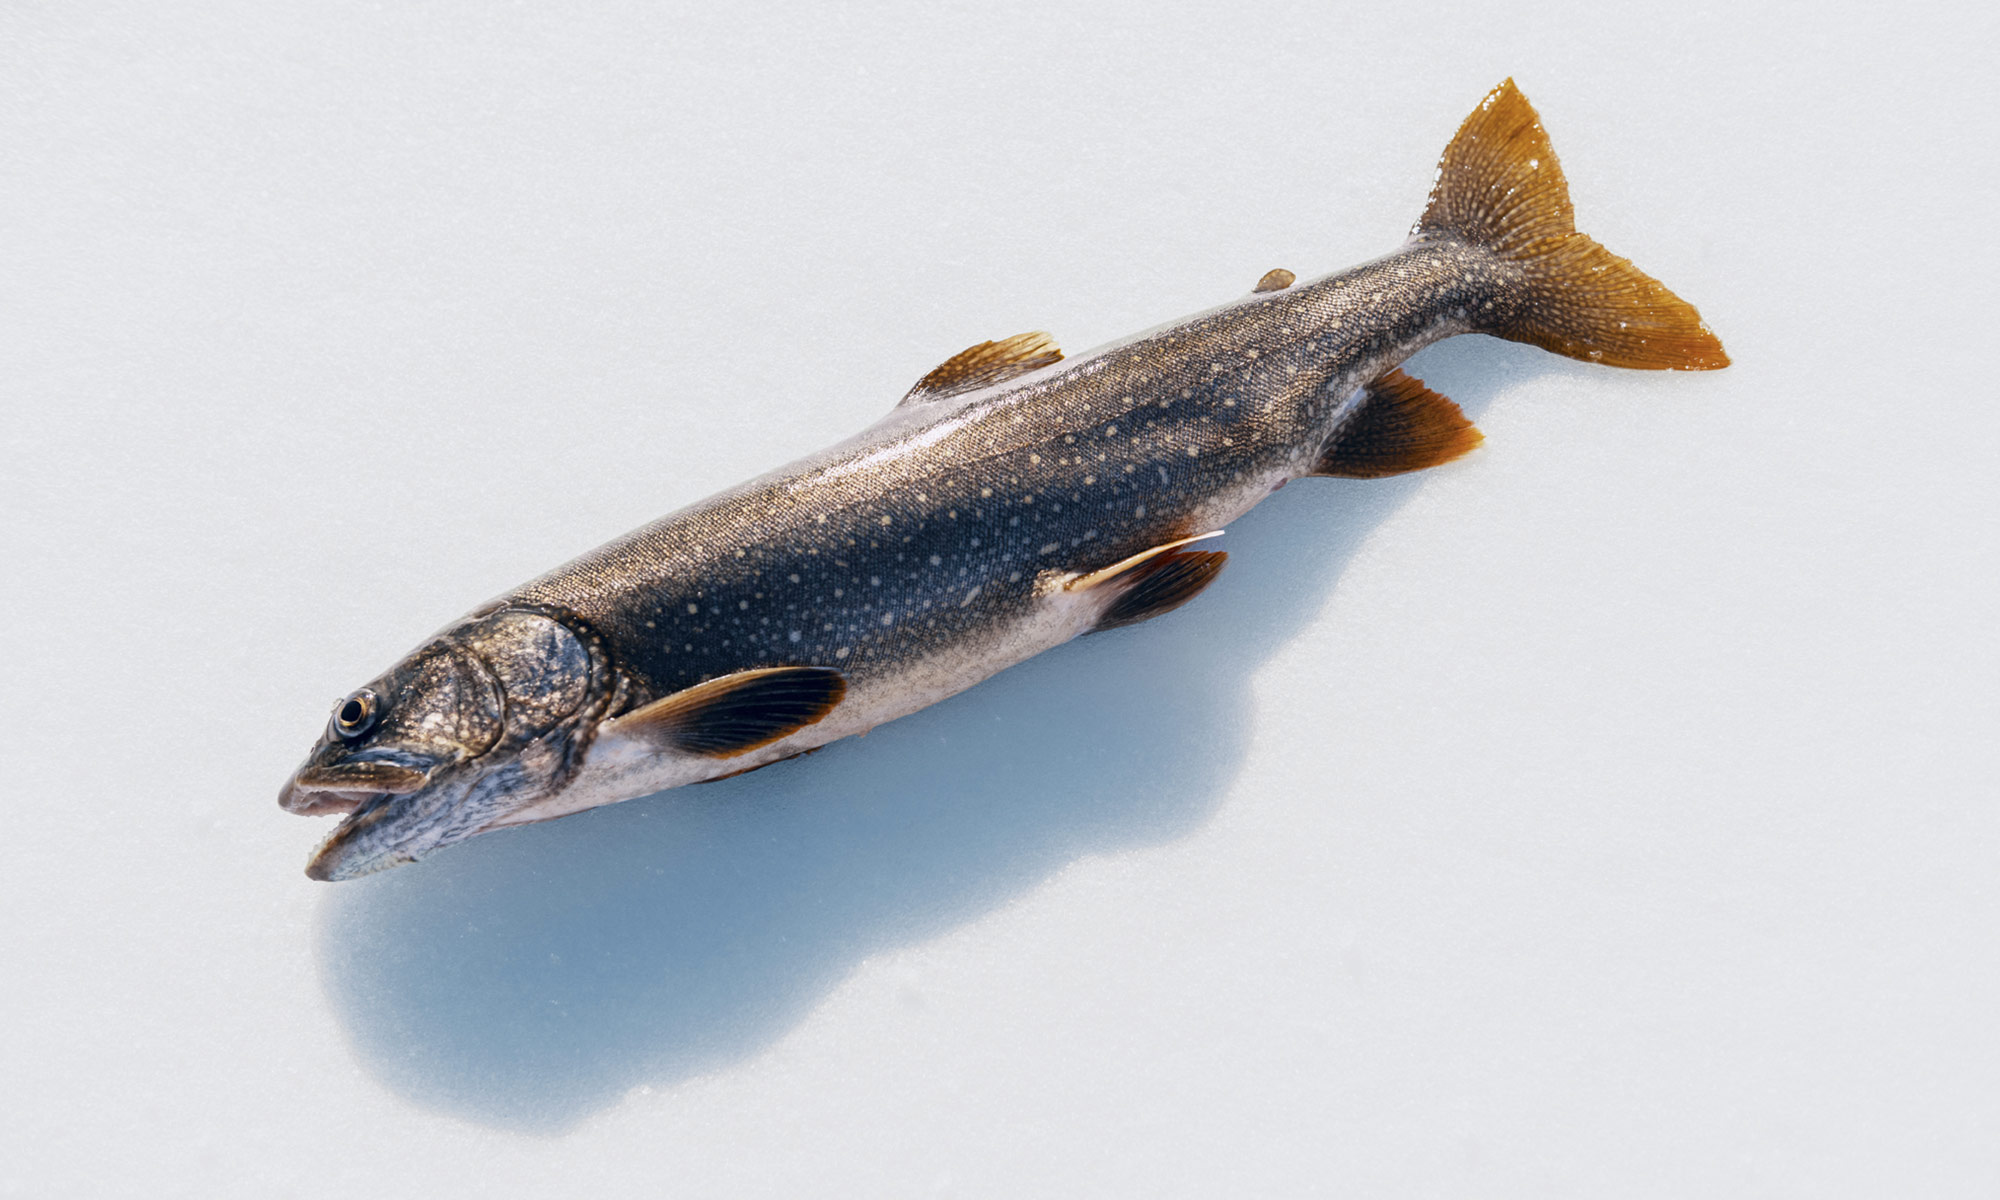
(330, 689, 380, 740)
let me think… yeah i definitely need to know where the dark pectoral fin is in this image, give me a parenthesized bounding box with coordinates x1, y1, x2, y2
(899, 331, 1063, 406)
(613, 666, 847, 758)
(1313, 369, 1484, 479)
(1069, 533, 1229, 633)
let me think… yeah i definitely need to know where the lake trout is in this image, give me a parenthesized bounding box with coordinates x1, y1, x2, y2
(280, 80, 1727, 881)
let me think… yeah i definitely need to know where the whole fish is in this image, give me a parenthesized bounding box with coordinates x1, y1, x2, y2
(281, 80, 1727, 880)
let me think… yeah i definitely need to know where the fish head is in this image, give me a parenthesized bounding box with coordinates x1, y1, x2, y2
(278, 606, 612, 881)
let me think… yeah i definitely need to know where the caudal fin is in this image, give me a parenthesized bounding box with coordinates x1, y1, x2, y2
(1416, 80, 1729, 371)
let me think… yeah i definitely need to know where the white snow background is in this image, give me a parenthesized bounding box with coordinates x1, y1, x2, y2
(4, 1, 1995, 1196)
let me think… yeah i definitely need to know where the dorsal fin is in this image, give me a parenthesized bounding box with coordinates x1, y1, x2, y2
(1313, 370, 1484, 479)
(607, 666, 846, 758)
(1252, 268, 1295, 293)
(899, 331, 1063, 407)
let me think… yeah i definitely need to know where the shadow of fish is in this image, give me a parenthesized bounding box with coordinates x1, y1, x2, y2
(279, 79, 1727, 881)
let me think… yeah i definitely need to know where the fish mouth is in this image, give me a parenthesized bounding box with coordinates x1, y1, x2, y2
(289, 762, 500, 882)
(304, 796, 421, 882)
(281, 758, 459, 881)
(278, 762, 429, 816)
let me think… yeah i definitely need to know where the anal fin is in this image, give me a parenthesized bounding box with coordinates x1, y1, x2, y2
(899, 331, 1063, 407)
(1070, 533, 1229, 632)
(1313, 369, 1484, 479)
(608, 666, 846, 758)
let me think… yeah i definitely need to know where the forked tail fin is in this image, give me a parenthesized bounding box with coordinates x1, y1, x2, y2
(1416, 79, 1729, 370)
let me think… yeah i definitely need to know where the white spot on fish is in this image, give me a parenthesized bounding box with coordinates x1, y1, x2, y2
(928, 554, 942, 565)
(687, 603, 699, 614)
(880, 613, 894, 626)
(1135, 504, 1146, 517)
(788, 573, 800, 583)
(960, 586, 980, 607)
(789, 630, 801, 643)
(835, 646, 850, 659)
(1039, 542, 1059, 554)
(879, 515, 893, 526)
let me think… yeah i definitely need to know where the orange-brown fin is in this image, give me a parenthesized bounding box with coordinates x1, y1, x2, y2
(900, 331, 1063, 406)
(1067, 533, 1229, 632)
(1252, 268, 1295, 293)
(1314, 370, 1484, 479)
(1417, 79, 1729, 371)
(610, 666, 846, 758)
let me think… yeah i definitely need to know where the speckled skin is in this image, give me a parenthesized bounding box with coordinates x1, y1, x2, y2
(517, 238, 1497, 706)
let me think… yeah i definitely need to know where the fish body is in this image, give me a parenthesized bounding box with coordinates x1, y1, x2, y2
(282, 81, 1727, 880)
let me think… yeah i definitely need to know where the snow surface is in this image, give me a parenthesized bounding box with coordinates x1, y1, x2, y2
(4, 1, 1997, 1196)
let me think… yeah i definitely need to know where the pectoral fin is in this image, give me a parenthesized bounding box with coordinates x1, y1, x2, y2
(609, 666, 847, 758)
(899, 331, 1063, 406)
(1068, 532, 1229, 632)
(1313, 369, 1483, 479)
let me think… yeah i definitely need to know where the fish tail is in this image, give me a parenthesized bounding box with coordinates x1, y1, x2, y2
(1415, 80, 1729, 371)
